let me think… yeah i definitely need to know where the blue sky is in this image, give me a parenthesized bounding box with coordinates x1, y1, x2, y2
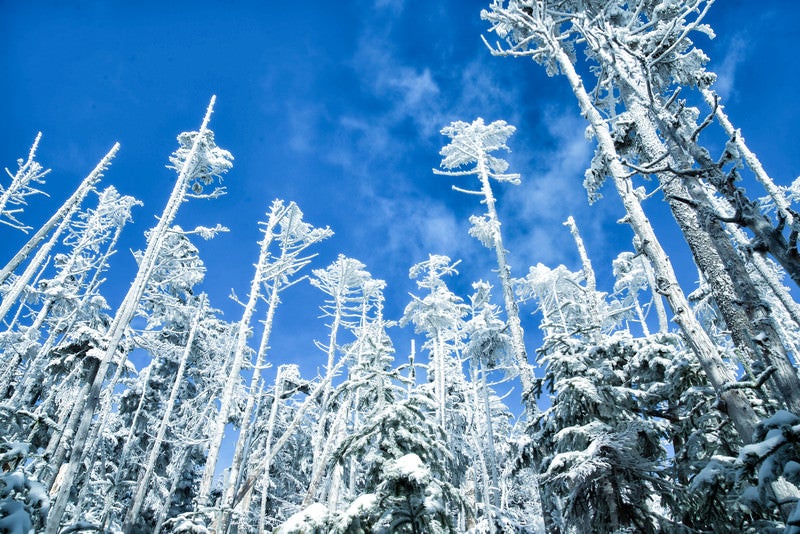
(2, 1, 799, 381)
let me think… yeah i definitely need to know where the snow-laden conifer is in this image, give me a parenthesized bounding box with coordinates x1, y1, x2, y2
(0, 133, 50, 233)
(435, 119, 536, 418)
(482, 1, 761, 443)
(45, 96, 231, 533)
(402, 255, 467, 430)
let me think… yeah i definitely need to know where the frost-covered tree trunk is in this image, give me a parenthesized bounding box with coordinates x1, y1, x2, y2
(256, 365, 290, 534)
(217, 200, 331, 530)
(482, 5, 759, 442)
(0, 132, 50, 232)
(122, 296, 205, 533)
(701, 86, 796, 234)
(303, 256, 368, 505)
(43, 365, 98, 491)
(608, 48, 800, 414)
(197, 205, 281, 506)
(97, 361, 155, 529)
(403, 255, 467, 431)
(9, 188, 136, 425)
(642, 255, 669, 333)
(233, 361, 343, 512)
(478, 362, 499, 511)
(302, 391, 350, 507)
(546, 0, 800, 415)
(152, 446, 191, 534)
(436, 119, 537, 415)
(463, 280, 510, 516)
(556, 48, 758, 441)
(0, 145, 117, 319)
(45, 96, 231, 533)
(564, 216, 602, 335)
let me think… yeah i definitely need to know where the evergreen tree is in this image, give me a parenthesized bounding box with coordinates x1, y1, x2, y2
(0, 133, 49, 233)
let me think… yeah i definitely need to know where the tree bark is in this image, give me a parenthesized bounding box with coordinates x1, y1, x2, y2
(548, 39, 758, 442)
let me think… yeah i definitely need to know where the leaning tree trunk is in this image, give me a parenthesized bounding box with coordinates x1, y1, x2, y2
(564, 215, 603, 337)
(701, 86, 797, 233)
(621, 86, 800, 414)
(0, 144, 117, 290)
(256, 366, 288, 534)
(45, 97, 218, 534)
(302, 391, 350, 507)
(219, 245, 285, 531)
(197, 204, 282, 507)
(474, 155, 538, 417)
(233, 359, 344, 512)
(546, 37, 759, 442)
(95, 363, 155, 529)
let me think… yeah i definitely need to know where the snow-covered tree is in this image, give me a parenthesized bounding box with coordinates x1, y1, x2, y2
(0, 144, 118, 321)
(402, 255, 467, 430)
(329, 390, 459, 534)
(45, 96, 232, 533)
(482, 1, 761, 443)
(0, 133, 50, 233)
(213, 200, 332, 531)
(436, 118, 537, 419)
(300, 255, 371, 509)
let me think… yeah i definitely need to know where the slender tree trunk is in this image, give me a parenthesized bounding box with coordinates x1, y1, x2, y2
(476, 158, 537, 416)
(305, 291, 344, 502)
(44, 359, 99, 492)
(1, 213, 66, 324)
(435, 333, 447, 429)
(0, 144, 117, 288)
(641, 256, 669, 333)
(219, 272, 282, 530)
(152, 446, 190, 534)
(625, 93, 800, 414)
(479, 362, 500, 508)
(702, 86, 796, 229)
(0, 132, 45, 222)
(198, 202, 285, 506)
(45, 97, 217, 534)
(257, 367, 287, 534)
(122, 299, 204, 532)
(303, 393, 350, 507)
(13, 219, 127, 405)
(234, 359, 344, 512)
(564, 216, 603, 337)
(95, 362, 155, 529)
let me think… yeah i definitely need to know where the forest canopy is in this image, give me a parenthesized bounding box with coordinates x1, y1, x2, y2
(2, 1, 800, 533)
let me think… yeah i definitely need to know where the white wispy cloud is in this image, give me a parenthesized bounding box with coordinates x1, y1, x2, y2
(366, 192, 469, 265)
(713, 35, 747, 101)
(499, 109, 599, 269)
(349, 38, 444, 140)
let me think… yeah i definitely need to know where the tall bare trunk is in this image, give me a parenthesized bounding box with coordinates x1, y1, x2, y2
(547, 40, 758, 441)
(256, 366, 287, 534)
(0, 144, 116, 289)
(122, 298, 204, 532)
(475, 157, 537, 416)
(45, 97, 218, 533)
